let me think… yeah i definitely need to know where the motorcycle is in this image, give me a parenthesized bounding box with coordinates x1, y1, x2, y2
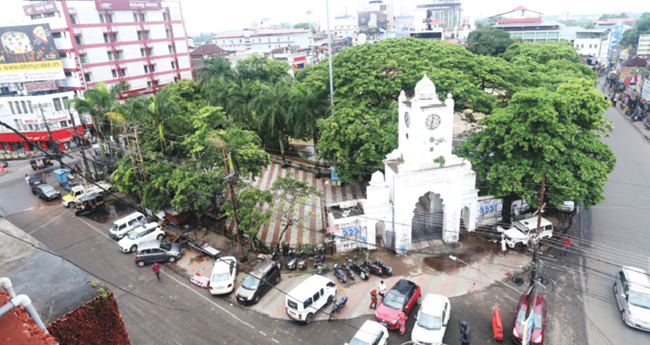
(363, 259, 383, 276)
(350, 256, 369, 280)
(374, 258, 393, 276)
(312, 263, 329, 276)
(297, 250, 308, 270)
(332, 263, 347, 284)
(312, 246, 325, 267)
(329, 296, 349, 321)
(342, 259, 356, 281)
(286, 247, 297, 270)
(271, 248, 282, 270)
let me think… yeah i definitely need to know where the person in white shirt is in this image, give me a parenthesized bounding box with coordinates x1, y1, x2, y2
(378, 281, 387, 299)
(25, 174, 30, 184)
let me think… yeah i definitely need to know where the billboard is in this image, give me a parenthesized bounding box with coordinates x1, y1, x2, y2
(0, 24, 64, 83)
(358, 11, 388, 34)
(476, 197, 503, 226)
(23, 1, 57, 16)
(395, 16, 415, 38)
(95, 0, 162, 10)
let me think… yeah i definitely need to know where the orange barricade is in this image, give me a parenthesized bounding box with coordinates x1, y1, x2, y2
(492, 307, 503, 341)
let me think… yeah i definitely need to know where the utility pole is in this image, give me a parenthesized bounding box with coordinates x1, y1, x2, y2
(325, 0, 335, 116)
(527, 169, 546, 318)
(221, 146, 244, 258)
(123, 126, 139, 182)
(133, 127, 147, 182)
(67, 104, 91, 179)
(306, 10, 315, 66)
(34, 103, 56, 153)
(34, 146, 46, 182)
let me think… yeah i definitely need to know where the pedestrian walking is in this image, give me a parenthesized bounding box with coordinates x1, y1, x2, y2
(25, 174, 30, 184)
(369, 289, 378, 309)
(152, 263, 162, 282)
(459, 321, 471, 345)
(378, 281, 387, 300)
(398, 310, 408, 335)
(561, 237, 573, 256)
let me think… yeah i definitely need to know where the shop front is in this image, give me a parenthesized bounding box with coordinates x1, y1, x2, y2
(0, 126, 85, 158)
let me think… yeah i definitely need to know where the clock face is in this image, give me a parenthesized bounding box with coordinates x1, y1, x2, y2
(404, 112, 410, 128)
(425, 114, 441, 130)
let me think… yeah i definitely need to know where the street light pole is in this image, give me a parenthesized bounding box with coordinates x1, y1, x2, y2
(34, 103, 55, 152)
(67, 103, 91, 179)
(325, 0, 335, 117)
(307, 10, 315, 66)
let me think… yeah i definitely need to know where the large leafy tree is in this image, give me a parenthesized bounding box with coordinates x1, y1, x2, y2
(147, 87, 184, 151)
(196, 56, 232, 86)
(271, 177, 321, 244)
(466, 26, 516, 57)
(290, 84, 330, 166)
(620, 13, 650, 48)
(236, 55, 290, 84)
(224, 187, 273, 243)
(456, 78, 615, 209)
(253, 81, 293, 165)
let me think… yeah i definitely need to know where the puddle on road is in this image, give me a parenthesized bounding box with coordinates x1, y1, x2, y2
(83, 199, 132, 224)
(423, 254, 473, 273)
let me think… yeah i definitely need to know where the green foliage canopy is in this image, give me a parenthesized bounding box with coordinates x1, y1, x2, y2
(466, 26, 516, 57)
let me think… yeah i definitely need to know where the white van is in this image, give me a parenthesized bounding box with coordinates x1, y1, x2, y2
(109, 212, 146, 240)
(499, 216, 553, 251)
(286, 275, 337, 324)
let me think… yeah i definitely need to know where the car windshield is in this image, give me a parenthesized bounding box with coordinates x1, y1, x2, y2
(382, 291, 406, 310)
(160, 241, 172, 251)
(41, 186, 56, 193)
(212, 273, 230, 282)
(516, 308, 543, 330)
(349, 339, 370, 345)
(241, 275, 259, 290)
(110, 223, 119, 231)
(128, 231, 143, 240)
(630, 291, 650, 309)
(417, 312, 442, 330)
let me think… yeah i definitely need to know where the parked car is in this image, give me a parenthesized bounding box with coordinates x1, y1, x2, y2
(109, 212, 146, 240)
(375, 279, 421, 330)
(34, 184, 61, 201)
(235, 259, 280, 305)
(209, 256, 238, 295)
(614, 266, 650, 332)
(118, 223, 165, 253)
(285, 275, 337, 323)
(411, 294, 451, 344)
(134, 240, 182, 267)
(511, 294, 547, 345)
(345, 320, 389, 345)
(499, 216, 554, 251)
(29, 178, 46, 194)
(74, 193, 104, 216)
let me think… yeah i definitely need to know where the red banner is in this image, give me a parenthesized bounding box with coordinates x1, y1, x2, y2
(25, 81, 57, 91)
(95, 0, 162, 10)
(23, 1, 57, 16)
(117, 84, 164, 99)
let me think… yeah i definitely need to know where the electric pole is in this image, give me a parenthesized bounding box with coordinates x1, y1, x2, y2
(123, 126, 139, 182)
(221, 146, 244, 258)
(527, 169, 546, 318)
(307, 10, 315, 66)
(67, 103, 91, 179)
(133, 127, 147, 182)
(325, 0, 335, 116)
(34, 103, 56, 153)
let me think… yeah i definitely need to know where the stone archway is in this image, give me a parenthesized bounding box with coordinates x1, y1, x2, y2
(460, 206, 470, 231)
(411, 192, 445, 242)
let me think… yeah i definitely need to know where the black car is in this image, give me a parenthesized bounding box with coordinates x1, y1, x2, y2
(34, 184, 61, 201)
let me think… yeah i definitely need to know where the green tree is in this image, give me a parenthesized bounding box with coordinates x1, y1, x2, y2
(253, 81, 293, 165)
(583, 21, 596, 29)
(224, 187, 273, 244)
(466, 26, 515, 56)
(147, 87, 183, 151)
(195, 56, 232, 86)
(293, 22, 316, 33)
(236, 55, 290, 84)
(456, 79, 616, 209)
(290, 84, 330, 167)
(620, 13, 650, 47)
(227, 79, 260, 129)
(271, 177, 321, 244)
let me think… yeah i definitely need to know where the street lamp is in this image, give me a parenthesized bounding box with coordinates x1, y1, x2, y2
(306, 10, 315, 66)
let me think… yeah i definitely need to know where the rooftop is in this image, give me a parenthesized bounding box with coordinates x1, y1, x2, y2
(213, 28, 308, 39)
(189, 43, 229, 57)
(0, 291, 58, 345)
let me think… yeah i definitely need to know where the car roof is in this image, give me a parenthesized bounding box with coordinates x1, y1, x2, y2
(212, 256, 237, 273)
(79, 193, 100, 201)
(287, 275, 334, 301)
(516, 217, 552, 229)
(421, 294, 448, 316)
(138, 240, 163, 250)
(623, 266, 650, 290)
(250, 259, 275, 278)
(390, 279, 416, 295)
(354, 321, 385, 342)
(133, 222, 160, 232)
(114, 212, 144, 224)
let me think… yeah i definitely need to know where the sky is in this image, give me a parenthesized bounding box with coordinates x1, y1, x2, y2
(0, 0, 641, 36)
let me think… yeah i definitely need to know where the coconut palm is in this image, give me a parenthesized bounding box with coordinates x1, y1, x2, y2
(290, 84, 330, 168)
(253, 81, 293, 165)
(228, 79, 260, 130)
(147, 87, 182, 152)
(71, 81, 127, 167)
(196, 56, 232, 86)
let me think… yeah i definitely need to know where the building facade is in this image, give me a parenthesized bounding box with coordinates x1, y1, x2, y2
(212, 29, 311, 53)
(491, 6, 560, 42)
(573, 29, 610, 58)
(21, 0, 192, 98)
(357, 0, 394, 43)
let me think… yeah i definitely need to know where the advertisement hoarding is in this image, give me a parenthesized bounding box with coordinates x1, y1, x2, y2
(476, 197, 503, 226)
(395, 16, 415, 38)
(95, 0, 162, 11)
(642, 79, 650, 101)
(358, 11, 388, 34)
(0, 24, 64, 83)
(23, 1, 57, 16)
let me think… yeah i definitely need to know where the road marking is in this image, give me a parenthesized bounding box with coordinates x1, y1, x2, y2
(28, 208, 71, 234)
(272, 339, 279, 344)
(76, 217, 111, 240)
(161, 271, 256, 330)
(260, 331, 266, 336)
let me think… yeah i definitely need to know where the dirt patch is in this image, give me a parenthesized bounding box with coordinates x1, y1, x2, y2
(423, 254, 473, 273)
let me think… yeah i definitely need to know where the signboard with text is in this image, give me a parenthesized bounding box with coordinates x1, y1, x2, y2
(23, 1, 57, 16)
(358, 11, 388, 34)
(95, 0, 162, 11)
(26, 80, 57, 91)
(395, 16, 415, 38)
(0, 23, 64, 83)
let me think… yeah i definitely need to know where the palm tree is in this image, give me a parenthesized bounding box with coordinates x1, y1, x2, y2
(196, 56, 232, 86)
(228, 79, 259, 130)
(147, 87, 182, 152)
(253, 81, 293, 166)
(71, 81, 127, 168)
(290, 85, 330, 169)
(206, 75, 232, 110)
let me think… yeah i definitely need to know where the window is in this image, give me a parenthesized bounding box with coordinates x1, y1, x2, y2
(171, 61, 176, 69)
(303, 297, 313, 309)
(313, 292, 320, 302)
(116, 51, 123, 59)
(147, 81, 152, 87)
(151, 64, 156, 72)
(59, 52, 67, 58)
(45, 12, 56, 18)
(21, 101, 28, 114)
(31, 14, 43, 19)
(108, 14, 114, 23)
(60, 121, 68, 128)
(62, 97, 68, 110)
(99, 14, 105, 23)
(144, 65, 149, 73)
(137, 31, 143, 40)
(75, 35, 83, 45)
(141, 48, 146, 57)
(64, 71, 72, 77)
(13, 119, 22, 131)
(53, 32, 62, 39)
(68, 120, 73, 127)
(8, 102, 15, 114)
(15, 102, 22, 114)
(53, 98, 62, 112)
(84, 73, 92, 82)
(27, 100, 33, 113)
(112, 33, 119, 42)
(166, 29, 171, 38)
(140, 13, 146, 21)
(163, 13, 169, 21)
(80, 54, 88, 63)
(104, 33, 110, 43)
(148, 48, 153, 56)
(133, 13, 139, 22)
(107, 51, 114, 60)
(28, 124, 34, 131)
(168, 45, 174, 54)
(70, 15, 77, 24)
(40, 123, 46, 130)
(112, 70, 118, 78)
(121, 68, 127, 77)
(153, 80, 159, 86)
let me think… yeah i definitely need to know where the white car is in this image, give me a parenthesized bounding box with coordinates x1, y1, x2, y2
(209, 256, 237, 295)
(109, 212, 146, 240)
(499, 216, 553, 251)
(118, 223, 165, 253)
(411, 294, 451, 345)
(346, 320, 388, 345)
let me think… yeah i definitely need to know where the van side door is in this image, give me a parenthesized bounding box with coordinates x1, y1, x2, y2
(311, 290, 322, 312)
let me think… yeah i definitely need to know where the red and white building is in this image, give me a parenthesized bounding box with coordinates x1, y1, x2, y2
(22, 0, 192, 96)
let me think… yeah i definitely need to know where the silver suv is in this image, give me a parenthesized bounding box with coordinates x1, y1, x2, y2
(614, 266, 650, 332)
(134, 240, 183, 267)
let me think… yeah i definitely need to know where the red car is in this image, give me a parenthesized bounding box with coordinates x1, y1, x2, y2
(511, 294, 547, 345)
(374, 279, 421, 330)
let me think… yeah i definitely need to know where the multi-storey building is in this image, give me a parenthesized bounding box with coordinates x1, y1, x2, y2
(414, 0, 463, 39)
(573, 29, 610, 59)
(357, 0, 394, 43)
(333, 14, 358, 40)
(212, 29, 311, 53)
(21, 0, 192, 98)
(596, 19, 635, 55)
(490, 6, 561, 42)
